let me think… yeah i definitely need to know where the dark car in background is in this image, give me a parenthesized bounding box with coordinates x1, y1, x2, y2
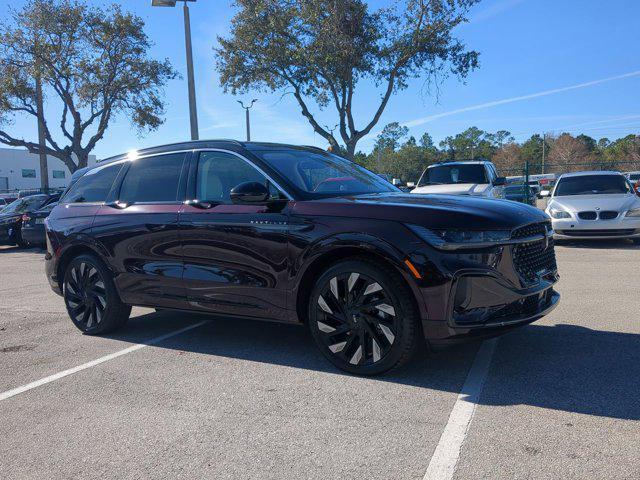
(0, 194, 59, 247)
(504, 184, 536, 205)
(45, 140, 559, 375)
(21, 202, 58, 247)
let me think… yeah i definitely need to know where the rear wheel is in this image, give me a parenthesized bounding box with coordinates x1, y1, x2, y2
(63, 254, 130, 334)
(14, 227, 28, 248)
(307, 258, 420, 375)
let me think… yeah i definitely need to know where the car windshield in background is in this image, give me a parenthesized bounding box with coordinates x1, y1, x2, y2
(504, 185, 527, 194)
(555, 175, 630, 196)
(1, 196, 47, 214)
(420, 164, 488, 186)
(252, 149, 399, 198)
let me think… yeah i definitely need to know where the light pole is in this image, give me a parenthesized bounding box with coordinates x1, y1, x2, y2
(151, 0, 199, 140)
(237, 99, 257, 141)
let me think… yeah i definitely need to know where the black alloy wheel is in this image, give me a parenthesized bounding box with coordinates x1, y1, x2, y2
(308, 258, 419, 375)
(63, 254, 130, 334)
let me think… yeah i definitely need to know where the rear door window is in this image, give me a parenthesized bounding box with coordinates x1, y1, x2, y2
(61, 163, 123, 204)
(118, 153, 186, 204)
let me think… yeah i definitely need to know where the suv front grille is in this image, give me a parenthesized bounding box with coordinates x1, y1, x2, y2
(512, 222, 557, 283)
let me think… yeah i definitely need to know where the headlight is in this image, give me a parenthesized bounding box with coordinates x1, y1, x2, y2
(625, 208, 640, 217)
(407, 224, 511, 249)
(549, 208, 571, 219)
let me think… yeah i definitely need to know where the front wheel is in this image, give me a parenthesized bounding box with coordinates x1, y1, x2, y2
(63, 254, 131, 334)
(308, 258, 420, 375)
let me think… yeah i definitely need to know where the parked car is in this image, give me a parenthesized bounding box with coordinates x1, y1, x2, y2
(411, 160, 507, 198)
(624, 171, 640, 183)
(0, 195, 18, 211)
(0, 194, 59, 247)
(544, 171, 640, 243)
(625, 171, 640, 193)
(45, 141, 559, 375)
(504, 184, 536, 205)
(20, 202, 58, 247)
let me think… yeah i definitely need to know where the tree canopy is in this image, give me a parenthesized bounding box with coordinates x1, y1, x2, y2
(216, 0, 480, 158)
(0, 0, 177, 171)
(352, 124, 640, 182)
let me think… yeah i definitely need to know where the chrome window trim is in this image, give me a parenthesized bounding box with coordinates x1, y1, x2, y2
(193, 148, 294, 201)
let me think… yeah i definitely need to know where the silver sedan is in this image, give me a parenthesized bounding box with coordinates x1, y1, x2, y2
(544, 171, 640, 242)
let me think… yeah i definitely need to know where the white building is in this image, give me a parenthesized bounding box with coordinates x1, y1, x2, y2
(0, 147, 97, 192)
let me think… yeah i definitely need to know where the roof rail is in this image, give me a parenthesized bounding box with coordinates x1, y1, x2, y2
(302, 145, 330, 153)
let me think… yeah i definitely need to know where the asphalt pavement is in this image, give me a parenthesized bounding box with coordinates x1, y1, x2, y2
(0, 241, 638, 479)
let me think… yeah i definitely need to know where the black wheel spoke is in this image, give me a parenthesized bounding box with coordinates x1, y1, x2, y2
(315, 271, 400, 366)
(64, 261, 109, 331)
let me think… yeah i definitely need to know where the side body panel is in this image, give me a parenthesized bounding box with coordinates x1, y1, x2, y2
(91, 203, 187, 309)
(180, 202, 291, 321)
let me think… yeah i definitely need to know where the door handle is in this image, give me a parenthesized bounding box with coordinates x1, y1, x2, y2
(184, 199, 214, 209)
(105, 200, 130, 209)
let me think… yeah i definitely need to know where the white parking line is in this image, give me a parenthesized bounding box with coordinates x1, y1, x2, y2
(0, 320, 209, 402)
(424, 338, 498, 480)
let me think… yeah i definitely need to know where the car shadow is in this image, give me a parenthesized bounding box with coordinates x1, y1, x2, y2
(0, 245, 44, 254)
(106, 311, 640, 421)
(556, 239, 639, 250)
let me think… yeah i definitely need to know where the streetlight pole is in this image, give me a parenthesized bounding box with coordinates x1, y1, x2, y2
(152, 0, 199, 140)
(237, 99, 257, 141)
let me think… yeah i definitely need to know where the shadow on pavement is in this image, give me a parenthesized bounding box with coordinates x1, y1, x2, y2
(481, 323, 640, 420)
(107, 310, 640, 421)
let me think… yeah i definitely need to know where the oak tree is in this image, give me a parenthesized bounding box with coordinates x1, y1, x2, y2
(0, 0, 177, 171)
(216, 0, 480, 159)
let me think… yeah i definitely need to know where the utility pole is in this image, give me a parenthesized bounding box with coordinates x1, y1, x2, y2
(324, 124, 339, 150)
(34, 29, 48, 192)
(541, 132, 546, 174)
(151, 0, 199, 140)
(237, 99, 257, 141)
(182, 1, 198, 140)
(35, 74, 48, 192)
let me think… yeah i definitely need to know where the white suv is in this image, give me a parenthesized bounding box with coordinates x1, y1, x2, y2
(411, 160, 506, 198)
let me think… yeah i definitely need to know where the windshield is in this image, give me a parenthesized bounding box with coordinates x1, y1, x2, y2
(554, 175, 630, 196)
(1, 196, 48, 214)
(419, 164, 488, 186)
(251, 149, 399, 198)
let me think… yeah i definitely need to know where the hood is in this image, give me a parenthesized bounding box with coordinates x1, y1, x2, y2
(0, 211, 22, 222)
(548, 193, 640, 213)
(293, 192, 548, 230)
(410, 183, 491, 196)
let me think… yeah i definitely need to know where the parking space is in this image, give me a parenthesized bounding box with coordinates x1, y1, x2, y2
(0, 243, 639, 479)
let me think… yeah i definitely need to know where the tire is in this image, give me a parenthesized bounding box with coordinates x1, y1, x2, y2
(63, 254, 131, 335)
(307, 257, 420, 375)
(15, 227, 28, 248)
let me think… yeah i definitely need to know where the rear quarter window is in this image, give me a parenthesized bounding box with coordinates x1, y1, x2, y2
(61, 163, 123, 204)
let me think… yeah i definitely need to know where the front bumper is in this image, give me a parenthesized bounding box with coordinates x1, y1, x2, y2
(550, 215, 640, 240)
(406, 226, 559, 346)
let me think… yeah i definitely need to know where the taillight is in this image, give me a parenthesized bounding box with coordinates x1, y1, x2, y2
(21, 214, 30, 222)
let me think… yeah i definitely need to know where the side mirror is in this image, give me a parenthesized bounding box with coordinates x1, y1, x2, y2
(493, 177, 507, 186)
(230, 181, 269, 204)
(540, 190, 551, 198)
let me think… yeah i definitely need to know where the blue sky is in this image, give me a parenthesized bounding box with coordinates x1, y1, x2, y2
(2, 0, 640, 159)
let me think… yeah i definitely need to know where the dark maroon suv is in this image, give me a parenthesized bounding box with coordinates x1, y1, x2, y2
(45, 141, 559, 375)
